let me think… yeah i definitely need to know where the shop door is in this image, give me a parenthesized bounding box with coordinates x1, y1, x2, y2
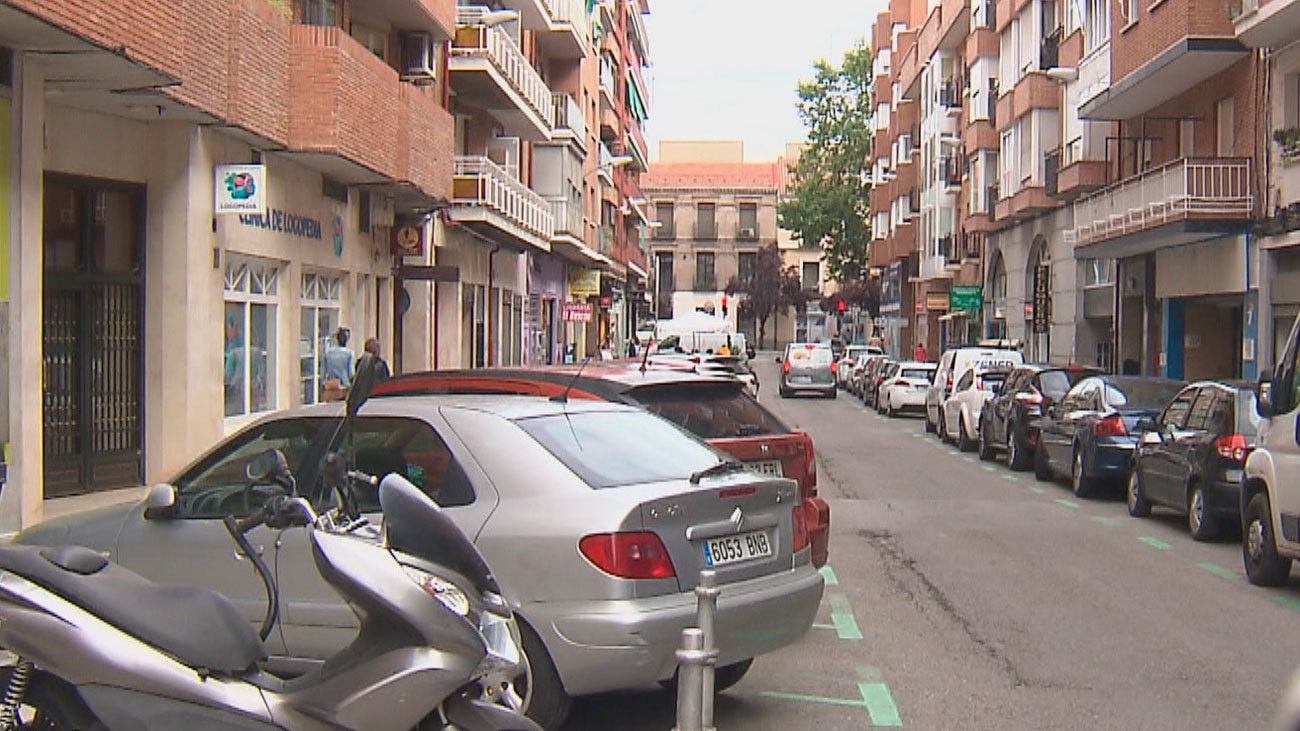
(42, 175, 145, 497)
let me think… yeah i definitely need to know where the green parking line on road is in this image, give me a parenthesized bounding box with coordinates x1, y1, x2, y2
(828, 594, 863, 640)
(1090, 515, 1122, 527)
(1137, 536, 1172, 550)
(1055, 498, 1080, 509)
(1274, 595, 1300, 613)
(981, 464, 997, 472)
(1197, 561, 1238, 580)
(820, 565, 839, 585)
(1029, 486, 1046, 494)
(759, 680, 902, 727)
(1001, 473, 1019, 482)
(811, 623, 837, 630)
(963, 456, 977, 463)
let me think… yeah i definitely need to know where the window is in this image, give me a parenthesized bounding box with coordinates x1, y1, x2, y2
(1121, 0, 1138, 24)
(738, 203, 758, 237)
(1217, 97, 1235, 156)
(802, 261, 820, 291)
(696, 203, 716, 239)
(1185, 388, 1218, 431)
(629, 384, 790, 439)
(1019, 118, 1033, 185)
(956, 370, 975, 392)
(462, 284, 487, 368)
(1178, 119, 1195, 158)
(1000, 128, 1016, 195)
(224, 257, 280, 418)
(1084, 0, 1109, 52)
(1274, 314, 1300, 414)
(300, 272, 343, 406)
(516, 411, 722, 488)
(1161, 388, 1198, 429)
(174, 419, 324, 519)
(1084, 259, 1115, 287)
(1037, 370, 1073, 399)
(300, 0, 338, 26)
(695, 252, 716, 291)
(738, 252, 757, 283)
(1285, 71, 1300, 129)
(352, 24, 388, 61)
(654, 202, 675, 238)
(334, 417, 475, 512)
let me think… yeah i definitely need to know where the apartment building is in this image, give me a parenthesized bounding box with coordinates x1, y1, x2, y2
(0, 0, 651, 529)
(644, 140, 828, 348)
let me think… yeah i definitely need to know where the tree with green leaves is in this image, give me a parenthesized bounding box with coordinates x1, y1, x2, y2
(779, 40, 875, 282)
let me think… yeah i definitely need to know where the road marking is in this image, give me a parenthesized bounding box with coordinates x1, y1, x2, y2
(1196, 561, 1238, 580)
(820, 565, 839, 585)
(1055, 498, 1080, 509)
(1029, 486, 1046, 494)
(1137, 536, 1173, 550)
(981, 464, 998, 472)
(811, 622, 837, 630)
(1001, 473, 1020, 482)
(1274, 596, 1300, 613)
(760, 677, 902, 727)
(963, 456, 977, 463)
(828, 594, 863, 640)
(1090, 515, 1123, 527)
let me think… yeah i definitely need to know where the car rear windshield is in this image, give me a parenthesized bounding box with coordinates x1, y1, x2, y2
(900, 368, 933, 380)
(1237, 389, 1262, 436)
(515, 411, 723, 488)
(1038, 370, 1073, 399)
(628, 384, 789, 439)
(1103, 379, 1186, 410)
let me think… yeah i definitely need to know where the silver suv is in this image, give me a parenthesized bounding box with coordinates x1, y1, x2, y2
(778, 343, 837, 399)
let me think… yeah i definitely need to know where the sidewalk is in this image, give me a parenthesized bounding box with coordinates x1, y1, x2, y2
(43, 486, 146, 522)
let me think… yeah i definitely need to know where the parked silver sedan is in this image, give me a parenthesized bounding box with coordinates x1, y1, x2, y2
(17, 395, 824, 729)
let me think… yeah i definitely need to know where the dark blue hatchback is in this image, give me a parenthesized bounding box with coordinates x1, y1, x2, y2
(1034, 375, 1187, 498)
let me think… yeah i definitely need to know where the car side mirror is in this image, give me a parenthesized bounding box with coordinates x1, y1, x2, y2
(1258, 376, 1275, 418)
(1135, 416, 1157, 434)
(774, 355, 782, 363)
(247, 448, 290, 484)
(143, 483, 177, 520)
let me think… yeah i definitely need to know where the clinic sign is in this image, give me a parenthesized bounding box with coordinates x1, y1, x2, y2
(214, 164, 266, 214)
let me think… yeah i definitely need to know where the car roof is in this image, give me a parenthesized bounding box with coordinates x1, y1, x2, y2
(894, 361, 935, 368)
(376, 365, 744, 399)
(1185, 379, 1255, 392)
(280, 393, 636, 421)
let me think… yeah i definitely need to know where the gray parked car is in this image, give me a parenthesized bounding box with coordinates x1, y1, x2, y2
(17, 395, 824, 729)
(778, 343, 837, 398)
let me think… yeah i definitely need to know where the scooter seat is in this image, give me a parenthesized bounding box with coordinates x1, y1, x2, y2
(0, 544, 266, 673)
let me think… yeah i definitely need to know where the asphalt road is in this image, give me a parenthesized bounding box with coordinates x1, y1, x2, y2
(564, 354, 1300, 730)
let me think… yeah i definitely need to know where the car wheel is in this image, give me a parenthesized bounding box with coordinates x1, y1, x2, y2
(515, 620, 573, 729)
(925, 408, 936, 433)
(1071, 447, 1097, 498)
(827, 388, 838, 399)
(1127, 469, 1152, 517)
(1007, 427, 1029, 472)
(885, 395, 896, 418)
(1244, 492, 1292, 587)
(1033, 442, 1053, 482)
(779, 387, 791, 399)
(1187, 484, 1220, 542)
(977, 418, 996, 461)
(958, 415, 976, 452)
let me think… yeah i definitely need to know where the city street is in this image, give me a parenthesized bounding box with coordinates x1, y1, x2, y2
(564, 354, 1300, 730)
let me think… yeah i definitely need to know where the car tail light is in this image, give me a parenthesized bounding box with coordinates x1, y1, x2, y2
(946, 373, 953, 391)
(797, 431, 817, 497)
(1215, 434, 1250, 462)
(579, 532, 676, 580)
(782, 360, 791, 374)
(792, 505, 810, 553)
(1093, 414, 1128, 437)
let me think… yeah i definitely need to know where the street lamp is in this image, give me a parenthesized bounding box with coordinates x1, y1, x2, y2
(586, 155, 634, 179)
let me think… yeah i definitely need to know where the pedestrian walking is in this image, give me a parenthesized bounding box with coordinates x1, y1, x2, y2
(322, 327, 354, 401)
(914, 342, 928, 362)
(364, 337, 392, 381)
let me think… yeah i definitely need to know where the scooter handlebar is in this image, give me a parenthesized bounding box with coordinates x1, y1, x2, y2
(225, 509, 266, 537)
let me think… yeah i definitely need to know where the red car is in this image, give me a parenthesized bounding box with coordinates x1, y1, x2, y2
(374, 364, 832, 567)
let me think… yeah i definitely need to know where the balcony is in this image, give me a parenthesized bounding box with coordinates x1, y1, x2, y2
(966, 26, 999, 65)
(1235, 0, 1300, 48)
(550, 93, 587, 152)
(1040, 28, 1061, 71)
(999, 73, 1058, 126)
(1064, 158, 1253, 255)
(539, 0, 590, 60)
(1080, 38, 1248, 121)
(941, 155, 963, 188)
(450, 7, 555, 141)
(598, 225, 615, 255)
(1044, 148, 1060, 197)
(938, 81, 962, 113)
(626, 4, 650, 61)
(964, 118, 998, 153)
(598, 54, 619, 140)
(285, 25, 447, 204)
(1055, 136, 1110, 199)
(996, 185, 1056, 221)
(938, 234, 960, 266)
(451, 155, 555, 252)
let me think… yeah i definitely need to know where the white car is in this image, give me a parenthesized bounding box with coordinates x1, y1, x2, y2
(837, 345, 881, 387)
(926, 346, 1024, 435)
(940, 368, 1010, 450)
(878, 362, 937, 417)
(1241, 312, 1300, 586)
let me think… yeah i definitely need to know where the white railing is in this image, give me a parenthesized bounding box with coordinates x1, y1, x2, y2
(551, 0, 591, 39)
(548, 197, 584, 238)
(552, 92, 587, 139)
(453, 155, 555, 240)
(453, 7, 556, 129)
(599, 53, 616, 95)
(626, 5, 650, 56)
(1065, 158, 1252, 248)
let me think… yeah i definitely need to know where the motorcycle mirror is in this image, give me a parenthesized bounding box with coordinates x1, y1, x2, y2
(247, 449, 290, 484)
(347, 353, 379, 418)
(143, 483, 177, 520)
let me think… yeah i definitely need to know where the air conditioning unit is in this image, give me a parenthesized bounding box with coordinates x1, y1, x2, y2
(739, 227, 757, 239)
(401, 32, 437, 85)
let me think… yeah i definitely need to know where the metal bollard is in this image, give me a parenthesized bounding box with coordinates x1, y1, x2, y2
(673, 628, 708, 731)
(695, 570, 721, 730)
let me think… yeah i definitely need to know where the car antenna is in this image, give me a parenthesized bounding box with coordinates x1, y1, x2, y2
(551, 356, 592, 403)
(638, 327, 654, 374)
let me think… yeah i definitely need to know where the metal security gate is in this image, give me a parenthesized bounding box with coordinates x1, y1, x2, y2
(41, 175, 144, 497)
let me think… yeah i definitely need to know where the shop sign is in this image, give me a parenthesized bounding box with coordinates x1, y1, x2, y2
(881, 262, 902, 312)
(569, 269, 601, 297)
(238, 208, 324, 241)
(392, 223, 425, 257)
(950, 285, 983, 312)
(1032, 264, 1050, 333)
(926, 292, 950, 312)
(215, 164, 266, 214)
(562, 302, 593, 322)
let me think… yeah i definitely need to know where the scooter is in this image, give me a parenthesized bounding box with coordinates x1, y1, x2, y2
(0, 356, 541, 731)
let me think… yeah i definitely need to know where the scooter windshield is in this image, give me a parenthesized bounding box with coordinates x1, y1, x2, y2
(379, 474, 502, 596)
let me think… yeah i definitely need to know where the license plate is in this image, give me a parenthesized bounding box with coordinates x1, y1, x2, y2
(746, 459, 783, 477)
(791, 376, 811, 384)
(703, 530, 773, 567)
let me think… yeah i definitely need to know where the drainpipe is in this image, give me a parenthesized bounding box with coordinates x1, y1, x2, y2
(487, 244, 502, 366)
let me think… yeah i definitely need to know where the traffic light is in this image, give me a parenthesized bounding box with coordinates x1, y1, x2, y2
(721, 294, 729, 316)
(837, 299, 847, 313)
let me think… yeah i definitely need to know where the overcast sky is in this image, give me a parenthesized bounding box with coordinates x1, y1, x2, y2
(643, 0, 889, 163)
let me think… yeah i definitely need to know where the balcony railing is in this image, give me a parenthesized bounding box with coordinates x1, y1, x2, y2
(963, 231, 984, 259)
(453, 155, 554, 240)
(550, 0, 590, 37)
(1041, 28, 1061, 70)
(939, 82, 961, 110)
(549, 196, 583, 239)
(1045, 148, 1061, 196)
(452, 7, 555, 129)
(599, 53, 616, 96)
(941, 156, 963, 187)
(694, 222, 717, 240)
(552, 93, 586, 140)
(938, 234, 959, 265)
(1064, 158, 1253, 248)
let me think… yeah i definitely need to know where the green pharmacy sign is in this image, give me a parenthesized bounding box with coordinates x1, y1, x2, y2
(950, 285, 983, 313)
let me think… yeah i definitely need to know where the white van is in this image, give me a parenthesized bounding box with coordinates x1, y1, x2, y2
(925, 346, 1024, 435)
(1241, 313, 1300, 585)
